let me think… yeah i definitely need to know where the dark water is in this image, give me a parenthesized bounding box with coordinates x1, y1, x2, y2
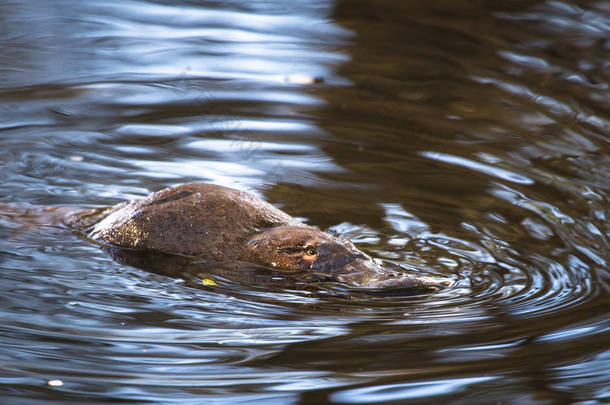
(1, 0, 609, 403)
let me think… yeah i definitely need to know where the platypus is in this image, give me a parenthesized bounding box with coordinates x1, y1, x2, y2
(63, 183, 448, 290)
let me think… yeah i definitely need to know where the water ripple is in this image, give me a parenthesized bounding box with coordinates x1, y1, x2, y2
(1, 0, 609, 403)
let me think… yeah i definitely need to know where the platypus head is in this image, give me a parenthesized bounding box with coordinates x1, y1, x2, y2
(240, 226, 367, 272)
(240, 226, 450, 290)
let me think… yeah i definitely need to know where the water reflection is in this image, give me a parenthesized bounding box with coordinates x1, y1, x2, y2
(1, 0, 609, 403)
(331, 376, 498, 403)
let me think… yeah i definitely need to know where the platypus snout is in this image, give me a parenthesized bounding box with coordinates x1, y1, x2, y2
(328, 257, 452, 290)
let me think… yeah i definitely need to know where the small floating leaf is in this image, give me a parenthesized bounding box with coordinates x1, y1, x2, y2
(201, 278, 217, 286)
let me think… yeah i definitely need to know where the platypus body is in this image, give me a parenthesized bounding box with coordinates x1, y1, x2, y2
(66, 183, 448, 290)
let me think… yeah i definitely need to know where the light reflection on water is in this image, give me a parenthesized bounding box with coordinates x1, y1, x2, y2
(1, 0, 609, 404)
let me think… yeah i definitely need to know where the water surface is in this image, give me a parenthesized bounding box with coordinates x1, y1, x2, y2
(1, 0, 609, 404)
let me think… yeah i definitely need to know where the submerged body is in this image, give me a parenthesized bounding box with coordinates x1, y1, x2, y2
(68, 183, 447, 289)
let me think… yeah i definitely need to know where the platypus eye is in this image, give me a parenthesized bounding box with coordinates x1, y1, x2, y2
(304, 246, 318, 257)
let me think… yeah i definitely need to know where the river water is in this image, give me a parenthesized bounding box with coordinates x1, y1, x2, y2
(1, 0, 608, 404)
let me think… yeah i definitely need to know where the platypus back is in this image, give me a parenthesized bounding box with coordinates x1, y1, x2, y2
(87, 183, 302, 261)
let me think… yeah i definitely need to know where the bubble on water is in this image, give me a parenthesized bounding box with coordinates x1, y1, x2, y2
(284, 74, 324, 85)
(47, 379, 63, 387)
